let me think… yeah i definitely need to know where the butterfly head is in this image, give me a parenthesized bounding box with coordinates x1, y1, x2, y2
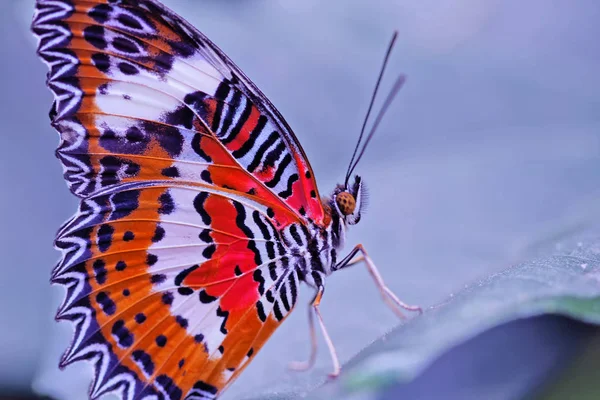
(333, 175, 367, 225)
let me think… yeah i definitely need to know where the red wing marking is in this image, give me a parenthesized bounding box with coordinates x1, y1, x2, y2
(36, 0, 324, 224)
(51, 183, 298, 399)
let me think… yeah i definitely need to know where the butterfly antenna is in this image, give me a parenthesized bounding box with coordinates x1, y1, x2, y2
(347, 74, 406, 178)
(344, 31, 398, 188)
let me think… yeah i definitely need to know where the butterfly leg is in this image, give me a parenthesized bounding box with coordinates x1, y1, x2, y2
(288, 285, 341, 378)
(336, 244, 422, 318)
(341, 255, 365, 268)
(288, 300, 317, 371)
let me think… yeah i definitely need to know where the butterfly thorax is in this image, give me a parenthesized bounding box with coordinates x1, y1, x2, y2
(279, 218, 339, 286)
(280, 174, 366, 288)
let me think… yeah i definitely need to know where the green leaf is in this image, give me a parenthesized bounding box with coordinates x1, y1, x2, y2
(306, 228, 600, 399)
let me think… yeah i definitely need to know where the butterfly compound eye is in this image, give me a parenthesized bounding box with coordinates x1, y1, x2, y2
(336, 192, 356, 216)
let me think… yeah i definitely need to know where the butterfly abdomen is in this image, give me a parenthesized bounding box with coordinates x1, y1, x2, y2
(279, 221, 341, 285)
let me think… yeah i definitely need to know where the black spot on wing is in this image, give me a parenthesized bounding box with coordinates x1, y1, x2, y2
(111, 319, 134, 348)
(174, 264, 199, 286)
(279, 283, 290, 311)
(266, 242, 275, 259)
(93, 259, 107, 285)
(118, 62, 139, 75)
(231, 115, 268, 159)
(202, 244, 216, 259)
(125, 126, 146, 143)
(152, 225, 165, 243)
(289, 225, 303, 246)
(115, 260, 127, 271)
(112, 36, 139, 54)
(193, 192, 211, 225)
(123, 231, 135, 242)
(92, 53, 110, 72)
(247, 240, 262, 265)
(88, 4, 111, 24)
(176, 315, 189, 329)
(83, 25, 108, 50)
(263, 140, 286, 170)
(135, 313, 146, 324)
(155, 335, 167, 347)
(233, 201, 253, 239)
(178, 287, 194, 296)
(253, 269, 265, 295)
(288, 273, 298, 305)
(265, 153, 292, 189)
(155, 375, 182, 400)
(268, 261, 278, 281)
(96, 291, 116, 315)
(252, 211, 271, 240)
(198, 229, 212, 243)
(273, 301, 284, 321)
(169, 39, 196, 58)
(110, 190, 140, 220)
(184, 91, 208, 112)
(216, 307, 229, 334)
(265, 289, 275, 303)
(150, 274, 166, 284)
(161, 166, 180, 178)
(192, 380, 218, 396)
(256, 301, 266, 322)
(248, 131, 278, 173)
(146, 253, 158, 266)
(200, 170, 212, 183)
(97, 224, 114, 252)
(132, 350, 154, 375)
(117, 13, 143, 31)
(191, 133, 212, 162)
(162, 292, 174, 306)
(199, 290, 217, 304)
(158, 191, 175, 215)
(211, 82, 231, 132)
(164, 104, 195, 130)
(279, 173, 299, 199)
(219, 90, 243, 142)
(142, 120, 184, 157)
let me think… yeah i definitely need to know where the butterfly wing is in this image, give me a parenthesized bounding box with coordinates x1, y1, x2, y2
(33, 0, 324, 226)
(53, 183, 299, 399)
(32, 0, 312, 398)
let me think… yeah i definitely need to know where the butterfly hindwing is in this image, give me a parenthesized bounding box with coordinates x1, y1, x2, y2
(33, 0, 324, 226)
(53, 183, 298, 399)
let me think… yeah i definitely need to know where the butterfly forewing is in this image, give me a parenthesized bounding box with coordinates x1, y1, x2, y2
(33, 0, 315, 398)
(34, 0, 323, 225)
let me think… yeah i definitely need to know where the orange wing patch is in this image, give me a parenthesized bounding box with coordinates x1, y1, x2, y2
(53, 183, 297, 399)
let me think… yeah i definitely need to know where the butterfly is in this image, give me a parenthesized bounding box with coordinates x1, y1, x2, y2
(32, 0, 421, 398)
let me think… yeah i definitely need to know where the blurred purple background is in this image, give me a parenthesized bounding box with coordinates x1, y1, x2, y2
(1, 0, 599, 399)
